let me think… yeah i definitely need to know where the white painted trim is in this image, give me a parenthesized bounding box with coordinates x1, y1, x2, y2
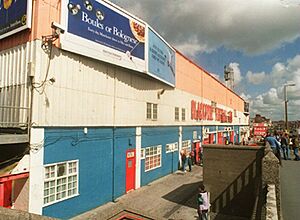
(144, 145, 162, 172)
(42, 160, 80, 207)
(28, 128, 44, 215)
(135, 127, 141, 189)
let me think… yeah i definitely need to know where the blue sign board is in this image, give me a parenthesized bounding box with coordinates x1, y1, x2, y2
(67, 0, 145, 60)
(148, 29, 175, 86)
(0, 0, 32, 39)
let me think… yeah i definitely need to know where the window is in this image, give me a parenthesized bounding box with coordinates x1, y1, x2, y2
(234, 109, 237, 117)
(166, 142, 178, 153)
(147, 103, 152, 119)
(175, 107, 179, 121)
(153, 104, 158, 120)
(182, 108, 186, 121)
(141, 148, 145, 159)
(145, 145, 162, 171)
(146, 103, 158, 120)
(44, 160, 78, 206)
(182, 140, 191, 154)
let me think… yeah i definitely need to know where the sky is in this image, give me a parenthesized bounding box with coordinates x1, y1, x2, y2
(110, 0, 300, 121)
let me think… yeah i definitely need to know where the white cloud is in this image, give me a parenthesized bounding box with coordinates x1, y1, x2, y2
(246, 71, 266, 85)
(268, 54, 300, 92)
(112, 0, 300, 56)
(262, 88, 280, 105)
(229, 62, 242, 84)
(240, 92, 251, 101)
(249, 85, 299, 120)
(250, 92, 282, 120)
(287, 55, 300, 71)
(245, 54, 300, 120)
(175, 41, 210, 57)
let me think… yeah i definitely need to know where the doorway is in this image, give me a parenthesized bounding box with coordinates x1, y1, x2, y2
(125, 149, 136, 193)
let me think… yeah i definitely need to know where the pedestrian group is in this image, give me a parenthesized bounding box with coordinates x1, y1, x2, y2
(265, 132, 300, 162)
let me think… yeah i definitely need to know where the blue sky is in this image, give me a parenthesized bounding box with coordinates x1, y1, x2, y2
(111, 0, 300, 121)
(197, 37, 300, 96)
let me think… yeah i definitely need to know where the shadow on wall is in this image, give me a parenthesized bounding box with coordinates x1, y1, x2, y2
(56, 47, 173, 92)
(204, 146, 265, 219)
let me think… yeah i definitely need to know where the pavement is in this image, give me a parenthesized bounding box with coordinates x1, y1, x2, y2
(280, 159, 300, 220)
(72, 165, 203, 220)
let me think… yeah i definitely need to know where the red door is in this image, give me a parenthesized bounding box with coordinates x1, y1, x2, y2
(0, 181, 12, 208)
(195, 142, 200, 163)
(230, 131, 234, 143)
(209, 134, 214, 144)
(126, 149, 136, 193)
(218, 132, 223, 144)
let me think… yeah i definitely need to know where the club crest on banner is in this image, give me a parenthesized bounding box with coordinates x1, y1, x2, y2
(3, 0, 13, 10)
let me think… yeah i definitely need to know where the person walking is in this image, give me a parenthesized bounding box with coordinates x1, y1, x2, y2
(180, 149, 187, 172)
(191, 147, 196, 165)
(197, 184, 210, 220)
(281, 133, 291, 160)
(291, 135, 300, 161)
(187, 151, 193, 172)
(265, 133, 282, 164)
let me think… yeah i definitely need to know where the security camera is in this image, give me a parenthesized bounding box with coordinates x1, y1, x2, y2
(51, 22, 65, 35)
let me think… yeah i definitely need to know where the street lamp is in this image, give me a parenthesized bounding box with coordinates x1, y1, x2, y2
(284, 82, 296, 131)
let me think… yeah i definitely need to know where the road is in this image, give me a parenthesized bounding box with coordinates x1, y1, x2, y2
(280, 160, 300, 220)
(72, 165, 203, 220)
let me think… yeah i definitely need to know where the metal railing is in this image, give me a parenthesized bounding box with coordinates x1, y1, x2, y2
(0, 105, 30, 129)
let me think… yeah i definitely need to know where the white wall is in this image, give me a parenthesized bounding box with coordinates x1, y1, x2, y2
(2, 40, 248, 127)
(0, 42, 33, 128)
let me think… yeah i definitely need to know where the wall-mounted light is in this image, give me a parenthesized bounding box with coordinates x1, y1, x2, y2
(68, 3, 81, 15)
(84, 0, 93, 11)
(157, 89, 165, 99)
(83, 127, 88, 134)
(49, 77, 56, 84)
(96, 9, 105, 20)
(41, 22, 65, 51)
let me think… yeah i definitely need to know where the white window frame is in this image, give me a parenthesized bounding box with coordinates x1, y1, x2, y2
(141, 148, 145, 159)
(181, 108, 186, 121)
(146, 102, 158, 121)
(166, 142, 178, 153)
(43, 160, 79, 206)
(145, 145, 162, 172)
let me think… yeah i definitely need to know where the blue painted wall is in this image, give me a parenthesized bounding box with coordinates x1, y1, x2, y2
(141, 127, 179, 186)
(218, 125, 226, 131)
(182, 126, 202, 142)
(42, 127, 119, 219)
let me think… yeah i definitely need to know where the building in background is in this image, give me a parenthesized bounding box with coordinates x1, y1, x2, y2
(250, 114, 271, 141)
(0, 0, 250, 218)
(252, 123, 268, 142)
